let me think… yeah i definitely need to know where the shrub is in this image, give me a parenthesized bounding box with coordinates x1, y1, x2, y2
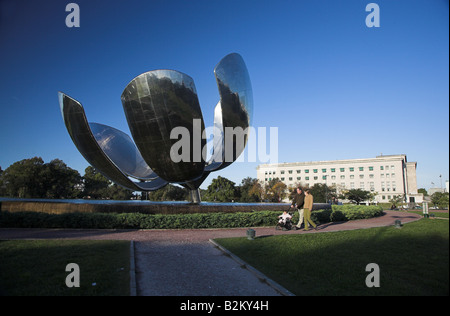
(0, 206, 383, 229)
(331, 205, 383, 221)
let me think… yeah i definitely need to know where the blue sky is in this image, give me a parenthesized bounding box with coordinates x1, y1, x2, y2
(0, 0, 448, 191)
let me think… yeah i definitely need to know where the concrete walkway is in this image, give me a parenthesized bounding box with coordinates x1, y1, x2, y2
(0, 211, 423, 296)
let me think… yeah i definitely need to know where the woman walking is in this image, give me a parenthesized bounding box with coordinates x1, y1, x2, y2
(303, 189, 318, 231)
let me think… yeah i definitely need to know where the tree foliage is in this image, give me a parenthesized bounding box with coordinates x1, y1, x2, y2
(430, 192, 449, 209)
(203, 176, 237, 202)
(341, 188, 373, 205)
(0, 157, 82, 198)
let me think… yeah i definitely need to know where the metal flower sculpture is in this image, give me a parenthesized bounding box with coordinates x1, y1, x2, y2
(59, 53, 253, 203)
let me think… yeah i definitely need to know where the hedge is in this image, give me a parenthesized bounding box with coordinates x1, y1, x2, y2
(0, 206, 384, 229)
(330, 205, 384, 221)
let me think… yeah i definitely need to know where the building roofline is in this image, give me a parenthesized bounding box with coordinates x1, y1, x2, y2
(256, 155, 411, 169)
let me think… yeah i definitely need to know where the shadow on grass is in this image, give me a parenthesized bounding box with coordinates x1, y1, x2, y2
(215, 219, 449, 296)
(0, 240, 130, 296)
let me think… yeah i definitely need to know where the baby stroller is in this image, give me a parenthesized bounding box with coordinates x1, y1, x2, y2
(276, 210, 294, 231)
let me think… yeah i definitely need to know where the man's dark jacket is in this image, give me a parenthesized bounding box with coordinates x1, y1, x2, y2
(291, 192, 305, 208)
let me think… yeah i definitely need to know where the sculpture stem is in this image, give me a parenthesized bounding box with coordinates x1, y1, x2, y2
(190, 189, 201, 204)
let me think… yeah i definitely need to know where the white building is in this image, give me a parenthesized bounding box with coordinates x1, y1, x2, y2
(256, 154, 423, 204)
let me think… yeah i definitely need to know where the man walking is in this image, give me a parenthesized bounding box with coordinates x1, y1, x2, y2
(291, 187, 305, 230)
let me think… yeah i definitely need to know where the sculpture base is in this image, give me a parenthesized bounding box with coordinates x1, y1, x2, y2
(189, 189, 201, 204)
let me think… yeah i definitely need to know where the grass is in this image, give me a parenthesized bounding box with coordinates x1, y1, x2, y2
(407, 210, 449, 219)
(214, 219, 449, 296)
(0, 240, 130, 296)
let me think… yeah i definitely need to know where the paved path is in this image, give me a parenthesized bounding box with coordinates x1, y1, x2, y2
(0, 211, 422, 296)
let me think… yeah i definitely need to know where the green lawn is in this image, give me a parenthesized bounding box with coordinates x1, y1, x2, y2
(214, 219, 449, 296)
(0, 240, 130, 296)
(407, 210, 449, 219)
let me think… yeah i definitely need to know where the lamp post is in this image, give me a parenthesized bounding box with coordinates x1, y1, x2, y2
(422, 201, 429, 218)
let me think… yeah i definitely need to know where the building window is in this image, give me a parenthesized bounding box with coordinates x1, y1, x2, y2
(331, 175, 336, 180)
(369, 174, 374, 178)
(350, 182, 355, 188)
(331, 168, 336, 172)
(350, 175, 355, 179)
(281, 170, 285, 174)
(313, 169, 318, 173)
(314, 176, 318, 180)
(369, 166, 374, 171)
(359, 167, 364, 171)
(349, 167, 354, 172)
(297, 170, 301, 173)
(340, 168, 345, 172)
(340, 175, 345, 179)
(382, 195, 386, 200)
(289, 177, 293, 181)
(359, 174, 364, 179)
(288, 170, 293, 174)
(305, 169, 309, 173)
(360, 182, 364, 188)
(305, 176, 309, 180)
(322, 176, 327, 180)
(281, 177, 285, 181)
(297, 177, 301, 180)
(380, 166, 384, 170)
(322, 168, 327, 173)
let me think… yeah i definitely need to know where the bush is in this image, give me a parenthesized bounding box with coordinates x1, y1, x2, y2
(331, 205, 383, 220)
(0, 206, 383, 229)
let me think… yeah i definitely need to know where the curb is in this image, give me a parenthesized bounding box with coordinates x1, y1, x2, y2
(129, 240, 137, 296)
(209, 239, 295, 296)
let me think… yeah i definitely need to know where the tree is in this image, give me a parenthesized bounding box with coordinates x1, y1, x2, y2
(342, 188, 372, 205)
(40, 159, 82, 199)
(418, 188, 428, 196)
(107, 183, 135, 200)
(237, 177, 260, 202)
(308, 183, 337, 203)
(147, 184, 188, 201)
(388, 194, 404, 209)
(248, 180, 265, 202)
(1, 157, 46, 198)
(265, 178, 287, 202)
(431, 192, 449, 209)
(203, 176, 237, 202)
(1, 157, 82, 199)
(82, 166, 110, 199)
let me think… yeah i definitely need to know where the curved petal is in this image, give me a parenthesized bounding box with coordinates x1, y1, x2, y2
(58, 92, 167, 191)
(212, 53, 253, 171)
(121, 70, 206, 182)
(205, 101, 224, 171)
(89, 122, 158, 180)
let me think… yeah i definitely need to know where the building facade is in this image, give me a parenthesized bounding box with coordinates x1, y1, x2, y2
(256, 154, 423, 204)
